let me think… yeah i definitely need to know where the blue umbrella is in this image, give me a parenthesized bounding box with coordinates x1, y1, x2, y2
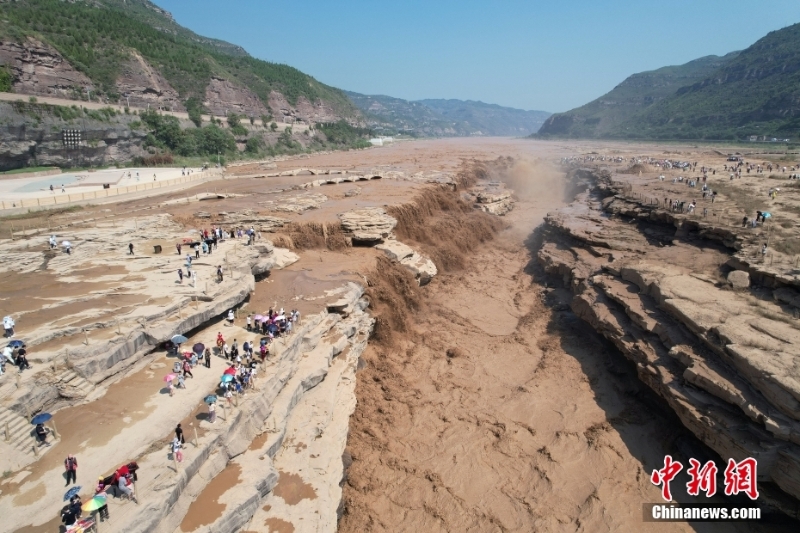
(204, 395, 218, 404)
(7, 340, 24, 348)
(220, 374, 234, 383)
(31, 413, 52, 425)
(171, 335, 189, 344)
(64, 486, 82, 501)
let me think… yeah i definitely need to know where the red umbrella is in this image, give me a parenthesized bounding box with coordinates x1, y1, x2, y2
(223, 367, 236, 376)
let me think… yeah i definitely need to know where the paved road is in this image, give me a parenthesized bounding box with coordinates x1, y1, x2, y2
(0, 91, 309, 132)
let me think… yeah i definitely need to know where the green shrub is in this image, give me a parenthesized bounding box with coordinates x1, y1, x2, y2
(0, 67, 12, 92)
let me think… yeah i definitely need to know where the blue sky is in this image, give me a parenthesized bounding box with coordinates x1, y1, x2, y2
(153, 0, 800, 113)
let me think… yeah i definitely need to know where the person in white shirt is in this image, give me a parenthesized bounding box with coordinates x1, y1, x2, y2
(3, 316, 14, 338)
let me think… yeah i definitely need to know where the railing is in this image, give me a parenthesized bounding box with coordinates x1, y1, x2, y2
(1, 170, 222, 210)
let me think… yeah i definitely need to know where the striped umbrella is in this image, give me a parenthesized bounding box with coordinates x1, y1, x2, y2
(82, 495, 107, 512)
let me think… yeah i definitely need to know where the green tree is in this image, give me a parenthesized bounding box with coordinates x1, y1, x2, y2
(0, 67, 13, 92)
(227, 113, 241, 128)
(185, 96, 205, 127)
(197, 124, 236, 155)
(270, 121, 278, 132)
(245, 136, 264, 154)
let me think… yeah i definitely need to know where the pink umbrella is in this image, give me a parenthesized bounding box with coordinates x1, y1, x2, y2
(253, 315, 264, 321)
(164, 373, 177, 382)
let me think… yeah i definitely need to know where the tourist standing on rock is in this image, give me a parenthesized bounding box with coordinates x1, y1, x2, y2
(49, 235, 57, 249)
(217, 266, 224, 283)
(762, 243, 768, 258)
(64, 454, 78, 485)
(94, 482, 111, 522)
(175, 423, 185, 445)
(246, 315, 251, 331)
(227, 310, 234, 325)
(178, 269, 184, 284)
(172, 437, 183, 462)
(128, 243, 134, 255)
(176, 243, 182, 255)
(182, 360, 193, 379)
(194, 244, 200, 259)
(208, 401, 216, 423)
(94, 484, 110, 521)
(3, 315, 14, 338)
(204, 348, 211, 368)
(16, 345, 30, 371)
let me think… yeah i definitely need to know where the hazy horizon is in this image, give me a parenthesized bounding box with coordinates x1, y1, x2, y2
(153, 0, 800, 113)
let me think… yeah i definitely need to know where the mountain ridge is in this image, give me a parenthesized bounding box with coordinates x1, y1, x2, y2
(537, 22, 800, 141)
(0, 0, 359, 124)
(346, 91, 550, 137)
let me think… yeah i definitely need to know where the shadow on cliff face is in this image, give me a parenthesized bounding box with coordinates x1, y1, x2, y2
(525, 225, 798, 531)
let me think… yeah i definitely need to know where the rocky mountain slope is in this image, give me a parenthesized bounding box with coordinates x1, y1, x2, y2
(537, 53, 738, 138)
(0, 0, 360, 124)
(346, 91, 550, 136)
(539, 21, 800, 141)
(538, 165, 800, 517)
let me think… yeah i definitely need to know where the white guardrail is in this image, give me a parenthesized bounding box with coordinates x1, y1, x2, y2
(1, 170, 221, 210)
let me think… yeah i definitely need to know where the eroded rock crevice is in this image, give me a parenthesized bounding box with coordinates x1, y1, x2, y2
(538, 168, 800, 517)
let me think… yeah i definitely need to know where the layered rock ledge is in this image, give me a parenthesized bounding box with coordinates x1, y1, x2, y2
(539, 168, 800, 516)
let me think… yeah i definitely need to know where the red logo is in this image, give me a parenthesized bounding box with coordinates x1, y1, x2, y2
(686, 459, 718, 497)
(651, 455, 683, 501)
(723, 458, 759, 500)
(651, 456, 758, 501)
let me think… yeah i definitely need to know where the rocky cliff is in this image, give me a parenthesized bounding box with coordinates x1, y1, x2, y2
(0, 38, 93, 100)
(0, 101, 149, 170)
(539, 168, 800, 516)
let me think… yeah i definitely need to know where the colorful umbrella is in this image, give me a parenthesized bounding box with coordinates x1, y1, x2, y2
(164, 373, 177, 382)
(82, 495, 107, 512)
(220, 374, 234, 383)
(204, 395, 218, 404)
(64, 486, 82, 501)
(223, 367, 236, 376)
(171, 335, 188, 344)
(31, 413, 52, 425)
(192, 343, 205, 354)
(253, 315, 264, 321)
